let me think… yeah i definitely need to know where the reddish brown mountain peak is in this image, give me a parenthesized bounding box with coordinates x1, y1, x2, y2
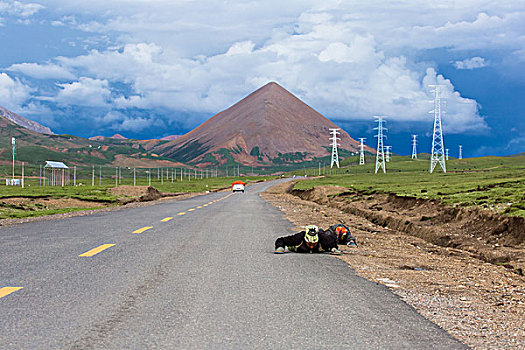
(153, 82, 367, 165)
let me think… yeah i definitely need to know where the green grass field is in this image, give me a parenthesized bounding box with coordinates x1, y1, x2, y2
(291, 155, 525, 217)
(0, 175, 270, 219)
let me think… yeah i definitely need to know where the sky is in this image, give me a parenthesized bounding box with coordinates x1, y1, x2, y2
(0, 0, 524, 157)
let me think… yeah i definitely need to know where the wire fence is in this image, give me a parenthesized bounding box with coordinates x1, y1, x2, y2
(1, 163, 256, 188)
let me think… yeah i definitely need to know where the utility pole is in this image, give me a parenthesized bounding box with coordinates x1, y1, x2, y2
(411, 135, 418, 159)
(329, 128, 340, 168)
(385, 146, 392, 162)
(374, 116, 387, 174)
(459, 145, 463, 159)
(359, 138, 366, 165)
(429, 85, 446, 173)
(11, 137, 15, 182)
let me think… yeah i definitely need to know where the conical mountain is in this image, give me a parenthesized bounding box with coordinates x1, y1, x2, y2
(154, 82, 370, 165)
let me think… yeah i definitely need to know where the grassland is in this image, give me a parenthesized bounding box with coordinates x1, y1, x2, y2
(291, 155, 525, 217)
(0, 175, 269, 220)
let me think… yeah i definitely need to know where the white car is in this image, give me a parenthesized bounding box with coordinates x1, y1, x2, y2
(232, 183, 245, 192)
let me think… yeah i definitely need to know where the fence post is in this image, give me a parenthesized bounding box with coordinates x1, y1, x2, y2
(92, 166, 95, 186)
(74, 166, 76, 186)
(134, 168, 136, 186)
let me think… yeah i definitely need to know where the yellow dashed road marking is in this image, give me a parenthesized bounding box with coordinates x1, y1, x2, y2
(178, 212, 186, 215)
(202, 204, 208, 207)
(79, 244, 115, 257)
(197, 206, 202, 209)
(188, 208, 195, 212)
(133, 226, 153, 234)
(161, 217, 173, 222)
(208, 202, 213, 204)
(0, 287, 23, 299)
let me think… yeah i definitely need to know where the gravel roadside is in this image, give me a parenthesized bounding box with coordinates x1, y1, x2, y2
(261, 182, 525, 350)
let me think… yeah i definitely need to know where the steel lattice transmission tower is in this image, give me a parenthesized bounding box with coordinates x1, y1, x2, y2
(374, 116, 387, 174)
(329, 128, 340, 168)
(411, 135, 418, 159)
(459, 145, 463, 159)
(359, 138, 366, 165)
(446, 148, 449, 160)
(429, 85, 446, 173)
(385, 146, 392, 162)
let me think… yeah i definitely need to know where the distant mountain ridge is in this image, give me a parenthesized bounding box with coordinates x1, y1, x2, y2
(153, 82, 374, 166)
(0, 105, 54, 135)
(0, 107, 183, 168)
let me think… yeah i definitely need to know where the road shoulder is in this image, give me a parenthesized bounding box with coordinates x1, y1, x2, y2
(261, 181, 525, 350)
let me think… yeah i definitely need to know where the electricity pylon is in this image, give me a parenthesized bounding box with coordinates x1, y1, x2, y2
(411, 135, 418, 159)
(429, 85, 446, 173)
(374, 116, 386, 174)
(385, 146, 392, 162)
(329, 128, 340, 168)
(459, 145, 463, 159)
(446, 148, 449, 160)
(359, 138, 366, 165)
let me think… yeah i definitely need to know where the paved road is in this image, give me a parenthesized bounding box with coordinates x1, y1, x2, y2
(0, 180, 466, 349)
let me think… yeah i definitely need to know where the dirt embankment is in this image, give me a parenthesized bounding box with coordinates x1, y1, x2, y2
(110, 185, 187, 204)
(261, 181, 525, 350)
(290, 186, 525, 275)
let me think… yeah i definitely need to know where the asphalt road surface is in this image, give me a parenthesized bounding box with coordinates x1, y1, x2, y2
(0, 180, 466, 349)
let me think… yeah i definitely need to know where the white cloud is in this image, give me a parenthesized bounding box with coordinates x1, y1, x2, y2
(0, 72, 33, 110)
(0, 1, 44, 17)
(7, 62, 76, 79)
(47, 21, 487, 133)
(225, 41, 255, 56)
(507, 133, 525, 152)
(53, 77, 111, 107)
(97, 110, 163, 132)
(9, 1, 524, 134)
(454, 57, 488, 70)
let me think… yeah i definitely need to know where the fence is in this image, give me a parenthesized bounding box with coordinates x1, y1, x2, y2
(0, 163, 256, 187)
